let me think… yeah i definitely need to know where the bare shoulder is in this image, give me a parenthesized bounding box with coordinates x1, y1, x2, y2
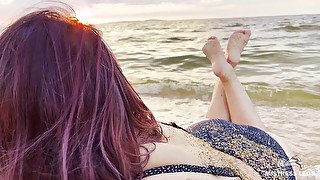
(140, 124, 245, 180)
(140, 123, 201, 170)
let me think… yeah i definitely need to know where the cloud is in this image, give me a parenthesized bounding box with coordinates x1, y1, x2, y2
(73, 0, 227, 23)
(1, 0, 320, 25)
(72, 0, 320, 24)
(0, 0, 14, 5)
(76, 0, 197, 5)
(74, 2, 192, 23)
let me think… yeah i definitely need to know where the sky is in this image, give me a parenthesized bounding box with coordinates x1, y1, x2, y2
(0, 0, 320, 25)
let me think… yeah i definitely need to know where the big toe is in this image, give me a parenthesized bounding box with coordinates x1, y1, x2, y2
(234, 29, 251, 42)
(241, 29, 251, 41)
(239, 29, 251, 36)
(229, 29, 251, 50)
(203, 36, 223, 56)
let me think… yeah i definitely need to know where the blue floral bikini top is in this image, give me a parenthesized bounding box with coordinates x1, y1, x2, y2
(140, 119, 296, 179)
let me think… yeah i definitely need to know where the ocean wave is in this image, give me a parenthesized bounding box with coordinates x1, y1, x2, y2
(243, 50, 296, 60)
(224, 23, 243, 27)
(134, 82, 212, 97)
(159, 37, 197, 43)
(133, 82, 320, 108)
(118, 37, 146, 42)
(275, 24, 320, 31)
(191, 29, 206, 32)
(154, 55, 207, 67)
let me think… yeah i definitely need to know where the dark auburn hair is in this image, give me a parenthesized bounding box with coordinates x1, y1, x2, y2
(0, 5, 163, 180)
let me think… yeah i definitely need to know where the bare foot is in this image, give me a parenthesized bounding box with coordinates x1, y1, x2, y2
(225, 30, 251, 67)
(202, 36, 234, 82)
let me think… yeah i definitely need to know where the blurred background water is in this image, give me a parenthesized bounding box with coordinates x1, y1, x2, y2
(97, 14, 320, 168)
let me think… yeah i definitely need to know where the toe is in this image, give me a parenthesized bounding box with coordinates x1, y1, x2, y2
(232, 30, 243, 36)
(239, 30, 246, 34)
(208, 36, 217, 40)
(243, 29, 251, 37)
(234, 29, 251, 37)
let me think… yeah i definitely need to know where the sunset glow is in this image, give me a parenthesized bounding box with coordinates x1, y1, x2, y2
(75, 8, 93, 24)
(0, 0, 320, 25)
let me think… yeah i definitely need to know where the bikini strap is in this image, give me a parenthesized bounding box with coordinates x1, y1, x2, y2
(141, 164, 239, 178)
(159, 122, 189, 133)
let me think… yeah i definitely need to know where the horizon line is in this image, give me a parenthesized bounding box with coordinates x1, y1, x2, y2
(93, 12, 320, 25)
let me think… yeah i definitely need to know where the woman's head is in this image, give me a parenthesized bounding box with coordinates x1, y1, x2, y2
(0, 5, 162, 179)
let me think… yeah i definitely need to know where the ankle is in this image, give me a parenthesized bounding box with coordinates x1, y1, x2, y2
(225, 54, 238, 68)
(218, 68, 236, 83)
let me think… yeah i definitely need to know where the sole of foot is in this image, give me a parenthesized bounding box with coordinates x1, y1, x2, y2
(225, 30, 251, 67)
(202, 36, 234, 82)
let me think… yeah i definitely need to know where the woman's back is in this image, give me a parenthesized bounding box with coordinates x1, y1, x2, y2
(141, 120, 297, 179)
(141, 123, 262, 179)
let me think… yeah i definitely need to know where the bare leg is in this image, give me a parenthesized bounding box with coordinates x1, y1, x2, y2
(222, 73, 266, 130)
(205, 80, 230, 120)
(202, 36, 266, 131)
(206, 30, 251, 122)
(203, 37, 301, 177)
